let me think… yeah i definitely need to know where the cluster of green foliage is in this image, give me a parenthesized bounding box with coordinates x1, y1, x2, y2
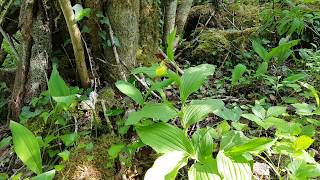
(114, 28, 320, 179)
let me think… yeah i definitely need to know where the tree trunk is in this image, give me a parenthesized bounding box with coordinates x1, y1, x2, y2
(162, 0, 177, 45)
(138, 0, 161, 64)
(104, 0, 140, 83)
(8, 0, 35, 120)
(24, 2, 52, 103)
(175, 0, 193, 36)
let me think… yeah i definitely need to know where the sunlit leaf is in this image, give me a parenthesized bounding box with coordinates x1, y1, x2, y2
(182, 99, 224, 128)
(31, 170, 55, 180)
(137, 123, 194, 154)
(126, 103, 178, 125)
(10, 121, 42, 175)
(115, 80, 144, 105)
(188, 159, 221, 180)
(293, 135, 314, 151)
(145, 151, 188, 180)
(216, 151, 252, 180)
(226, 138, 274, 156)
(180, 64, 215, 103)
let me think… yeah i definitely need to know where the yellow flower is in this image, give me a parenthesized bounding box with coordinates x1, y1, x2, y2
(155, 63, 167, 77)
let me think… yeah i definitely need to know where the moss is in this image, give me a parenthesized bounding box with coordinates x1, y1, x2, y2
(192, 29, 230, 63)
(192, 27, 258, 64)
(57, 135, 122, 180)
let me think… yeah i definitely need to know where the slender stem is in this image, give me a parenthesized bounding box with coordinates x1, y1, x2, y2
(256, 154, 282, 180)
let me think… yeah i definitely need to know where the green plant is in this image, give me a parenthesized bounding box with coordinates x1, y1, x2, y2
(10, 121, 56, 179)
(116, 61, 281, 179)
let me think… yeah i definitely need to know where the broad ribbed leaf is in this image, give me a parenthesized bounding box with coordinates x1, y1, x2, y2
(252, 40, 269, 61)
(188, 159, 221, 180)
(137, 123, 194, 154)
(115, 80, 144, 105)
(192, 128, 214, 162)
(180, 64, 215, 103)
(144, 151, 188, 180)
(255, 62, 268, 76)
(217, 151, 252, 180)
(182, 99, 224, 128)
(220, 131, 248, 151)
(31, 170, 55, 180)
(226, 138, 273, 156)
(287, 160, 320, 179)
(48, 64, 70, 97)
(231, 64, 247, 86)
(126, 103, 178, 125)
(10, 121, 42, 175)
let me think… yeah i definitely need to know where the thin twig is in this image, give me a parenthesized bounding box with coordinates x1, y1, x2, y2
(106, 18, 127, 81)
(101, 100, 115, 135)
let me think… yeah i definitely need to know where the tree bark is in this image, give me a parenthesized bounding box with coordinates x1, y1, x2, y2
(24, 2, 52, 103)
(175, 0, 193, 36)
(59, 0, 90, 88)
(104, 0, 140, 83)
(138, 0, 161, 64)
(8, 0, 35, 120)
(162, 0, 177, 45)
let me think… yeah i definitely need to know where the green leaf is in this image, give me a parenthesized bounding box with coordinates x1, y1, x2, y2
(241, 114, 267, 129)
(192, 128, 215, 162)
(126, 103, 178, 125)
(31, 170, 55, 180)
(10, 121, 42, 175)
(188, 159, 221, 180)
(300, 82, 320, 107)
(287, 160, 320, 179)
(252, 40, 269, 61)
(266, 106, 287, 117)
(292, 103, 314, 116)
(283, 73, 306, 83)
(108, 143, 125, 159)
(137, 123, 194, 154)
(144, 151, 188, 180)
(0, 136, 11, 150)
(231, 64, 247, 86)
(72, 4, 91, 22)
(166, 28, 177, 61)
(182, 99, 224, 128)
(48, 64, 70, 97)
(252, 105, 266, 120)
(115, 80, 144, 105)
(132, 64, 159, 78)
(216, 151, 252, 180)
(180, 64, 215, 103)
(226, 138, 273, 156)
(60, 133, 77, 147)
(215, 107, 242, 121)
(220, 131, 248, 151)
(58, 150, 70, 161)
(293, 135, 314, 151)
(255, 62, 268, 76)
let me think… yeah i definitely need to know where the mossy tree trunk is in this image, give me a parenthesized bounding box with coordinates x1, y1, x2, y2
(138, 0, 161, 64)
(104, 0, 140, 83)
